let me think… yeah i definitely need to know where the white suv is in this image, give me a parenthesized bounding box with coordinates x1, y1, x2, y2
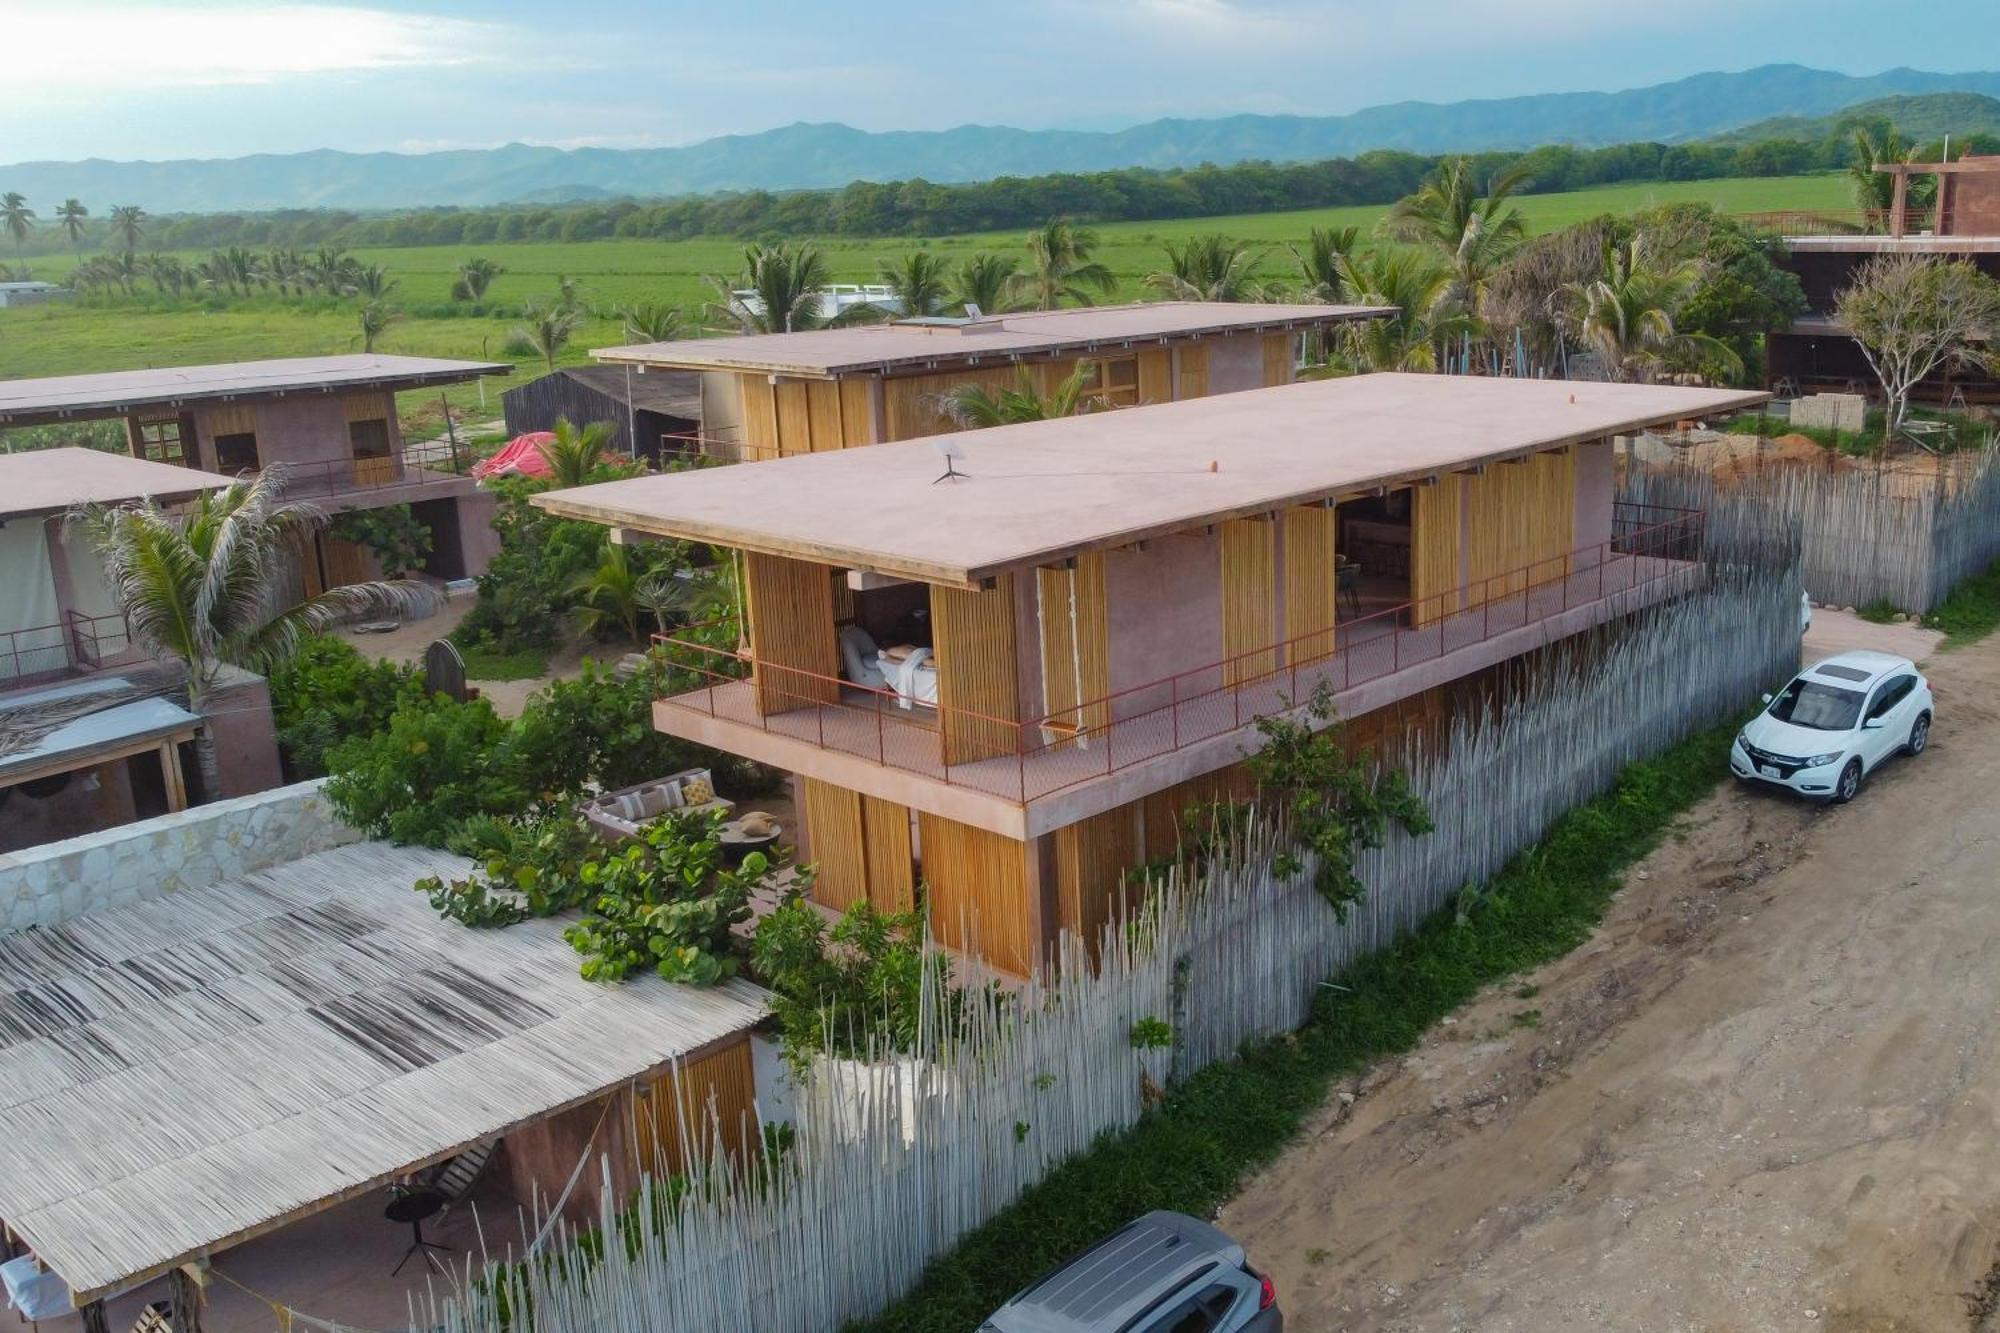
(1731, 651, 1933, 803)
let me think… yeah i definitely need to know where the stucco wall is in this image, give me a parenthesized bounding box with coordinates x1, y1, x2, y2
(1573, 439, 1615, 562)
(244, 396, 357, 469)
(1104, 530, 1225, 721)
(0, 778, 359, 932)
(1205, 332, 1267, 395)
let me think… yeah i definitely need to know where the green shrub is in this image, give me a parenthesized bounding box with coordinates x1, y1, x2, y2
(1856, 599, 1900, 624)
(324, 693, 528, 846)
(1924, 556, 2000, 646)
(563, 811, 767, 985)
(455, 476, 612, 651)
(329, 503, 433, 578)
(417, 812, 601, 927)
(266, 636, 425, 780)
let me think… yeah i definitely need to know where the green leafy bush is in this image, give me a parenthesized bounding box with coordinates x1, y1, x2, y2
(455, 476, 612, 652)
(416, 812, 601, 926)
(266, 636, 425, 779)
(562, 811, 767, 985)
(330, 503, 433, 578)
(324, 693, 527, 846)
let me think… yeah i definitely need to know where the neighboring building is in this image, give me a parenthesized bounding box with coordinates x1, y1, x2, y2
(594, 300, 1393, 460)
(502, 363, 702, 467)
(0, 280, 68, 308)
(0, 448, 283, 852)
(539, 372, 1764, 977)
(0, 354, 513, 592)
(1767, 154, 2000, 403)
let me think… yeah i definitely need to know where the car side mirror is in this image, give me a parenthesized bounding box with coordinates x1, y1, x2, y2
(1760, 693, 1773, 704)
(1862, 718, 1883, 730)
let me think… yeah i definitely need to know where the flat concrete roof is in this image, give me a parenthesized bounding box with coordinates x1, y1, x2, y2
(1784, 235, 2000, 252)
(594, 301, 1394, 378)
(0, 355, 511, 427)
(0, 447, 231, 518)
(537, 373, 1768, 587)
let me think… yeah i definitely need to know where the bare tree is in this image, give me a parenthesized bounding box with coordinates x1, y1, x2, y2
(1837, 255, 2000, 443)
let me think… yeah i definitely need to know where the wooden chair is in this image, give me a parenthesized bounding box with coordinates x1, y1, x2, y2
(130, 1303, 171, 1333)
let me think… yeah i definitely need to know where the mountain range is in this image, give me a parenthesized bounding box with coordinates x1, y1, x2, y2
(5, 64, 1999, 214)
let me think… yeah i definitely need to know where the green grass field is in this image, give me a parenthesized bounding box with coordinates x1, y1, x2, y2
(0, 172, 1848, 433)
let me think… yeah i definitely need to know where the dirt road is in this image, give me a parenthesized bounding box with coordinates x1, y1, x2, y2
(1223, 632, 2000, 1332)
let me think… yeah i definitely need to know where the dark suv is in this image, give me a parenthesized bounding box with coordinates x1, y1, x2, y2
(979, 1210, 1282, 1332)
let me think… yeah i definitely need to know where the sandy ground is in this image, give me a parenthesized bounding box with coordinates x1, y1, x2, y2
(1223, 623, 2000, 1332)
(334, 590, 610, 718)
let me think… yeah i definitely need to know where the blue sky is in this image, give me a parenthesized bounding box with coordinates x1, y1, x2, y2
(0, 0, 1992, 163)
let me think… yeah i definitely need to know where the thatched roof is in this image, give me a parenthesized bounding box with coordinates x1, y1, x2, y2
(0, 841, 769, 1301)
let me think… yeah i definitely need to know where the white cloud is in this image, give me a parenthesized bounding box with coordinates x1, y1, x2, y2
(6, 2, 525, 96)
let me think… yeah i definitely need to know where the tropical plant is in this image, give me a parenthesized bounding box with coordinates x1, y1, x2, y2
(352, 262, 397, 300)
(73, 469, 435, 795)
(619, 300, 683, 342)
(1146, 233, 1269, 302)
(330, 503, 432, 577)
(1336, 248, 1462, 371)
(54, 198, 88, 253)
(562, 810, 766, 985)
(938, 361, 1103, 428)
(1381, 157, 1530, 312)
(1018, 219, 1116, 310)
(325, 693, 526, 846)
(953, 252, 1020, 315)
(266, 635, 425, 779)
(1558, 237, 1743, 384)
(142, 252, 190, 298)
(107, 204, 147, 254)
(509, 296, 584, 372)
(452, 255, 505, 302)
(266, 247, 307, 297)
(1288, 226, 1361, 304)
(706, 242, 843, 333)
(537, 416, 616, 488)
(1847, 124, 1929, 221)
(357, 300, 402, 352)
(306, 246, 356, 294)
(1, 192, 33, 267)
(1837, 255, 2000, 439)
(569, 541, 649, 643)
(878, 250, 952, 319)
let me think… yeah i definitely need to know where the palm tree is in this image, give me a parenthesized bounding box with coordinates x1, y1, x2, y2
(107, 204, 147, 254)
(570, 541, 646, 643)
(878, 250, 952, 319)
(1018, 219, 1117, 310)
(1337, 248, 1463, 372)
(1289, 226, 1361, 303)
(953, 252, 1019, 315)
(1558, 238, 1742, 384)
(72, 469, 433, 795)
(451, 256, 504, 302)
(351, 263, 396, 300)
(306, 247, 355, 294)
(358, 301, 402, 352)
(537, 417, 615, 488)
(267, 248, 308, 297)
(939, 362, 1103, 428)
(619, 301, 684, 343)
(705, 242, 842, 333)
(1381, 157, 1531, 312)
(143, 253, 188, 297)
(1146, 234, 1269, 302)
(2, 192, 34, 269)
(55, 199, 88, 255)
(509, 296, 584, 372)
(1847, 125, 1930, 227)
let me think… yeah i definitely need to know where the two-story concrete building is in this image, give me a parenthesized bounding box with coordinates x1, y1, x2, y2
(596, 300, 1393, 460)
(0, 354, 512, 593)
(539, 372, 1765, 976)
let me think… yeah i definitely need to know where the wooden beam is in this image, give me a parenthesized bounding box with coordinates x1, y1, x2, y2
(168, 1266, 203, 1333)
(161, 740, 188, 814)
(81, 1301, 111, 1333)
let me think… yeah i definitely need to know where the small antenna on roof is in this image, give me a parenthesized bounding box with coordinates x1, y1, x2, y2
(964, 303, 983, 319)
(933, 437, 970, 485)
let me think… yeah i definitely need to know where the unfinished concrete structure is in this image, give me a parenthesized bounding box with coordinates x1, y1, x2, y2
(0, 355, 512, 591)
(540, 373, 1765, 977)
(595, 300, 1394, 460)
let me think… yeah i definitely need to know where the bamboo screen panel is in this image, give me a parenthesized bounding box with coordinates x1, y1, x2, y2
(1281, 506, 1337, 666)
(321, 536, 374, 589)
(1220, 518, 1278, 686)
(861, 796, 916, 912)
(883, 368, 1013, 440)
(839, 379, 875, 445)
(743, 552, 840, 714)
(920, 812, 1033, 975)
(1138, 349, 1173, 404)
(1139, 762, 1256, 861)
(632, 1039, 758, 1177)
(806, 382, 845, 451)
(342, 392, 393, 423)
(775, 381, 814, 457)
(1056, 807, 1140, 960)
(932, 580, 1021, 765)
(1410, 475, 1464, 628)
(1036, 554, 1110, 745)
(738, 374, 780, 457)
(1263, 333, 1294, 386)
(207, 404, 256, 436)
(803, 778, 867, 909)
(1534, 450, 1578, 575)
(1466, 451, 1577, 600)
(1177, 343, 1210, 399)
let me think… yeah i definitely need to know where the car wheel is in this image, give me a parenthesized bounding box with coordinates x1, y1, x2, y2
(1833, 759, 1862, 804)
(1906, 713, 1931, 756)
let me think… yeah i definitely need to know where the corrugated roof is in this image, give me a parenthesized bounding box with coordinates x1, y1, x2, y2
(536, 372, 1769, 587)
(0, 841, 769, 1300)
(594, 301, 1393, 378)
(0, 448, 231, 517)
(0, 355, 511, 426)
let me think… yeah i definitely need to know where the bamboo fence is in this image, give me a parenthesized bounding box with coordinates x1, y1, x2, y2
(421, 566, 1802, 1333)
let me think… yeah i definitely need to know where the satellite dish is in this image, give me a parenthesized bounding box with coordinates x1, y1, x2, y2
(964, 303, 984, 319)
(933, 437, 970, 484)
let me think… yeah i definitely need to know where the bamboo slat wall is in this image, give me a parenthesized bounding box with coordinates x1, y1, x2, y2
(776, 381, 814, 455)
(321, 535, 374, 589)
(740, 374, 781, 456)
(862, 796, 917, 912)
(841, 379, 875, 445)
(1281, 506, 1337, 666)
(1138, 348, 1173, 404)
(206, 404, 256, 436)
(1055, 808, 1140, 959)
(803, 779, 868, 909)
(1177, 344, 1209, 399)
(1262, 334, 1293, 387)
(1036, 554, 1110, 744)
(884, 368, 1015, 441)
(1139, 762, 1256, 861)
(1411, 475, 1464, 627)
(743, 552, 840, 713)
(932, 580, 1020, 765)
(1220, 518, 1278, 685)
(919, 812, 1032, 975)
(341, 392, 392, 424)
(632, 1038, 759, 1178)
(1465, 451, 1577, 599)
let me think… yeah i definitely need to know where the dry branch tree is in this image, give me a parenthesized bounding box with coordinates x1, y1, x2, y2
(1837, 255, 2000, 442)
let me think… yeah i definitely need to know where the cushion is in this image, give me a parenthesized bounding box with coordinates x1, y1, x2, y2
(681, 774, 715, 806)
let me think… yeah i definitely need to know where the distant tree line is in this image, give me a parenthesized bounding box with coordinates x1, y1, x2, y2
(5, 123, 1995, 261)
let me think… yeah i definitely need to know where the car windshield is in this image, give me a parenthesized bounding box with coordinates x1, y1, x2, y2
(1767, 677, 1865, 731)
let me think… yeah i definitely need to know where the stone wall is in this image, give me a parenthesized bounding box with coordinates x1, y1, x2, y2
(0, 779, 359, 932)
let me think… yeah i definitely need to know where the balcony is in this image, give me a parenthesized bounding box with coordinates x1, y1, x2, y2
(0, 611, 136, 690)
(244, 437, 483, 505)
(652, 505, 1704, 835)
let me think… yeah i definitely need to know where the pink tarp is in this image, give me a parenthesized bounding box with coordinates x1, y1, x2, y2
(472, 432, 554, 480)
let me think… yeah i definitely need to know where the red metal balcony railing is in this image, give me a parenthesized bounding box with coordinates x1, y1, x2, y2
(1741, 207, 1956, 238)
(650, 505, 1705, 806)
(221, 436, 477, 499)
(0, 610, 134, 685)
(659, 428, 781, 466)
